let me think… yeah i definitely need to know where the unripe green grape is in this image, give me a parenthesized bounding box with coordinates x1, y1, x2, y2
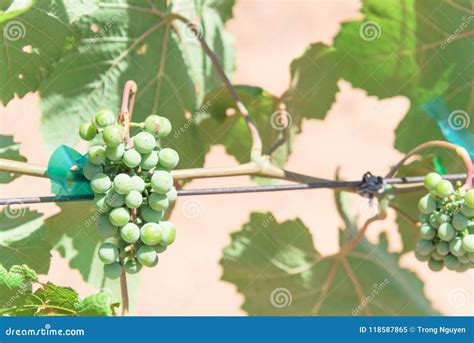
(136, 245, 158, 267)
(438, 223, 455, 241)
(97, 214, 117, 238)
(462, 234, 474, 252)
(444, 255, 461, 271)
(415, 240, 434, 256)
(436, 241, 450, 256)
(140, 206, 164, 223)
(166, 187, 177, 203)
(158, 148, 179, 169)
(434, 180, 454, 198)
(419, 223, 436, 240)
(449, 237, 465, 256)
(105, 144, 125, 161)
(438, 213, 450, 224)
(93, 108, 115, 129)
(94, 194, 110, 213)
(140, 151, 158, 170)
(431, 250, 444, 261)
(133, 132, 156, 154)
(418, 195, 437, 214)
(148, 192, 169, 211)
(109, 207, 130, 227)
(467, 252, 474, 262)
(125, 190, 143, 209)
(104, 262, 122, 279)
(428, 259, 444, 272)
(159, 221, 176, 246)
(123, 149, 141, 168)
(87, 146, 106, 165)
(155, 245, 167, 254)
(79, 122, 97, 141)
(98, 242, 119, 264)
(90, 173, 112, 194)
(429, 213, 440, 228)
(415, 251, 430, 262)
(123, 259, 142, 274)
(120, 223, 140, 243)
(103, 124, 124, 147)
(457, 263, 469, 272)
(419, 213, 430, 223)
(144, 115, 172, 137)
(151, 170, 173, 194)
(105, 190, 125, 208)
(465, 190, 474, 209)
(140, 222, 162, 245)
(457, 254, 470, 264)
(424, 172, 442, 190)
(460, 205, 474, 218)
(130, 175, 145, 193)
(452, 213, 468, 231)
(113, 174, 132, 195)
(83, 162, 103, 180)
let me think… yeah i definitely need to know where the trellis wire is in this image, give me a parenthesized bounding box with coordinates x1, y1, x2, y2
(0, 173, 471, 206)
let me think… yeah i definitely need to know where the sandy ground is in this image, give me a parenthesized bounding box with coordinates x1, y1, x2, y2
(1, 0, 473, 315)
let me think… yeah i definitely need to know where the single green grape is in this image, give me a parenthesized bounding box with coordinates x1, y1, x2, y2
(97, 214, 117, 238)
(105, 144, 125, 161)
(105, 190, 125, 208)
(415, 240, 434, 256)
(125, 190, 143, 209)
(462, 234, 474, 252)
(98, 242, 119, 264)
(427, 259, 444, 272)
(166, 187, 178, 203)
(79, 122, 97, 141)
(415, 251, 430, 262)
(418, 195, 437, 214)
(159, 221, 176, 246)
(158, 148, 179, 169)
(431, 250, 444, 261)
(90, 173, 112, 194)
(419, 213, 430, 223)
(140, 222, 162, 245)
(436, 241, 450, 256)
(123, 149, 141, 168)
(438, 223, 455, 241)
(140, 206, 164, 223)
(144, 115, 172, 137)
(434, 180, 454, 198)
(424, 172, 442, 191)
(83, 162, 103, 180)
(460, 205, 474, 218)
(452, 213, 469, 231)
(438, 213, 450, 224)
(449, 237, 465, 256)
(457, 254, 470, 264)
(93, 108, 115, 128)
(419, 223, 436, 240)
(148, 192, 169, 211)
(465, 190, 474, 209)
(103, 124, 124, 147)
(113, 174, 132, 195)
(88, 143, 107, 164)
(123, 259, 142, 274)
(467, 252, 474, 263)
(444, 254, 461, 271)
(104, 262, 122, 279)
(133, 132, 156, 154)
(109, 207, 130, 227)
(130, 175, 145, 193)
(429, 213, 440, 228)
(140, 151, 159, 170)
(120, 223, 140, 243)
(94, 194, 110, 213)
(151, 170, 173, 194)
(155, 245, 167, 254)
(136, 245, 158, 267)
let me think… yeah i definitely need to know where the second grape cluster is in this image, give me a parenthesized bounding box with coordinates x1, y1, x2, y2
(79, 109, 179, 279)
(416, 173, 474, 272)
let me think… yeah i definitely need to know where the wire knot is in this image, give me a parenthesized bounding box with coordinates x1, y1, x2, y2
(357, 172, 384, 199)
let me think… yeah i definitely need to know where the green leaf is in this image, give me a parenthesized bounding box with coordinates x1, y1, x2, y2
(0, 208, 51, 273)
(40, 0, 235, 169)
(221, 211, 438, 315)
(0, 0, 75, 104)
(0, 134, 26, 183)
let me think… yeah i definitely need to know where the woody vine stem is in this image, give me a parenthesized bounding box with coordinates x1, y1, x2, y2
(0, 10, 473, 316)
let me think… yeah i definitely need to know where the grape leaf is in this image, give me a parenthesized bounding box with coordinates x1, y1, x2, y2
(40, 0, 235, 169)
(0, 0, 75, 104)
(0, 134, 26, 183)
(0, 208, 51, 273)
(221, 210, 437, 315)
(332, 0, 473, 153)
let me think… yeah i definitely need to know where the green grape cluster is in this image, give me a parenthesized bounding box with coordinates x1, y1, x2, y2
(416, 172, 474, 272)
(79, 109, 178, 279)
